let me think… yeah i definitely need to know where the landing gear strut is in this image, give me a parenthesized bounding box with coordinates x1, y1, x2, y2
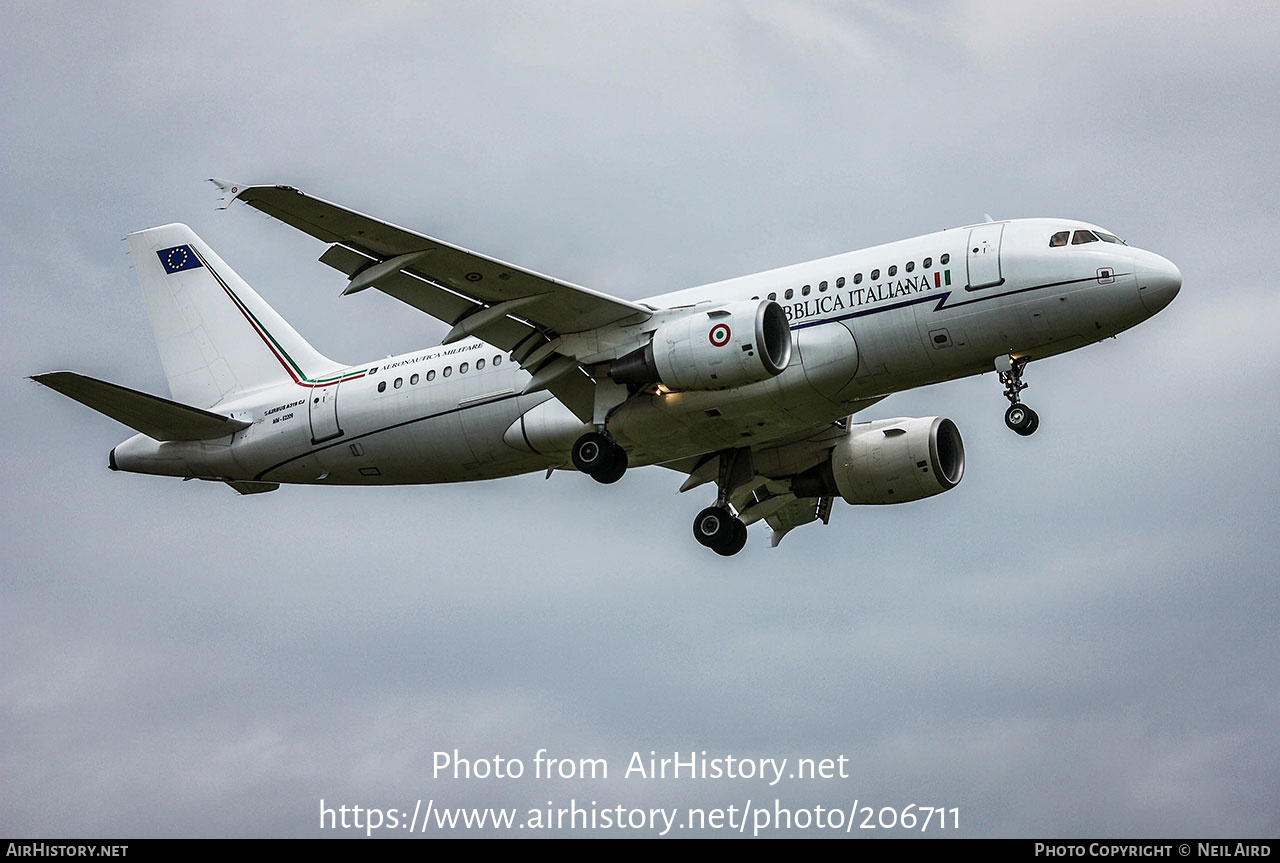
(571, 430, 628, 484)
(691, 448, 751, 556)
(996, 355, 1039, 436)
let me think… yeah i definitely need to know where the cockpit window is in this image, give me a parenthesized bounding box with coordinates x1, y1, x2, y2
(1049, 231, 1069, 247)
(1096, 231, 1126, 244)
(1072, 230, 1099, 245)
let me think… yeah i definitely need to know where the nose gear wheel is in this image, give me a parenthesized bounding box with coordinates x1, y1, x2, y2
(1004, 403, 1039, 436)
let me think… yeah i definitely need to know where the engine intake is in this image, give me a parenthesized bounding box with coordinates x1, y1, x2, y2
(610, 300, 791, 391)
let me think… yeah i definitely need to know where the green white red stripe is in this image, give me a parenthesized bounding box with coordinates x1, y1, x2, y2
(192, 246, 367, 388)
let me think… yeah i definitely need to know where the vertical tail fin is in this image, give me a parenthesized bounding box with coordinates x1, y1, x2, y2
(127, 224, 346, 409)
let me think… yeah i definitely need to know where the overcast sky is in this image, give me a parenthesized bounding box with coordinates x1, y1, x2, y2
(3, 0, 1278, 839)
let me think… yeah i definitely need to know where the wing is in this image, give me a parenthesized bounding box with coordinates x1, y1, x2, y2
(211, 180, 653, 419)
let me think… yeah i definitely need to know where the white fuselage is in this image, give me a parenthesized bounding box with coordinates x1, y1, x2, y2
(110, 218, 1180, 486)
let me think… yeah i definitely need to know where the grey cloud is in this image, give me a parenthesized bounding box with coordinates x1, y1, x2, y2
(3, 0, 1277, 838)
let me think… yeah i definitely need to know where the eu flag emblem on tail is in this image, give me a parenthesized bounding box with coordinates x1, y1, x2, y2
(157, 245, 203, 274)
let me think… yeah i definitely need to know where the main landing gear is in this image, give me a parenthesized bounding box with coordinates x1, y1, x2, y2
(571, 430, 628, 484)
(693, 506, 748, 556)
(996, 355, 1039, 436)
(691, 448, 751, 556)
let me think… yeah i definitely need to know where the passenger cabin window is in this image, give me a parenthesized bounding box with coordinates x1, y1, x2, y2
(426, 369, 436, 381)
(905, 261, 915, 273)
(460, 362, 469, 374)
(477, 359, 485, 370)
(802, 285, 811, 296)
(888, 265, 897, 277)
(940, 253, 950, 265)
(768, 292, 776, 301)
(923, 257, 932, 268)
(853, 273, 863, 284)
(819, 280, 828, 292)
(410, 373, 419, 385)
(443, 367, 452, 378)
(1072, 230, 1099, 245)
(836, 276, 845, 288)
(871, 269, 880, 280)
(377, 381, 386, 393)
(1050, 231, 1069, 247)
(394, 377, 403, 389)
(493, 355, 502, 366)
(785, 289, 794, 299)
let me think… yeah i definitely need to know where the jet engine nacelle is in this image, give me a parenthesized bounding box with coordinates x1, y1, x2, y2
(610, 300, 791, 391)
(827, 416, 964, 504)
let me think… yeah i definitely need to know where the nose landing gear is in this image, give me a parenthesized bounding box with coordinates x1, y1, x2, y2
(996, 355, 1039, 436)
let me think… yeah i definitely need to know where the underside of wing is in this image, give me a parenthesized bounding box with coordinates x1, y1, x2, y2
(761, 495, 830, 547)
(212, 181, 653, 419)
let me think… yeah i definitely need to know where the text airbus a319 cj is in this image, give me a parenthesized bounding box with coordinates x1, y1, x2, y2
(34, 181, 1181, 554)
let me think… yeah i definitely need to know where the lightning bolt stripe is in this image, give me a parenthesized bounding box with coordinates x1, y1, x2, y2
(189, 246, 368, 388)
(791, 273, 1126, 331)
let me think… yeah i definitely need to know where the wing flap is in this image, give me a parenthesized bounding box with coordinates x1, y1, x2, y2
(32, 372, 249, 441)
(319, 244, 544, 350)
(763, 496, 824, 546)
(317, 242, 370, 277)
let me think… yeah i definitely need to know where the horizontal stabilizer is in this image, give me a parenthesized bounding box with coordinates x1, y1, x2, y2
(31, 371, 250, 441)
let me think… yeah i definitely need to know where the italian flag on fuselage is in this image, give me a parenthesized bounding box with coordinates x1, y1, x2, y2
(934, 270, 951, 288)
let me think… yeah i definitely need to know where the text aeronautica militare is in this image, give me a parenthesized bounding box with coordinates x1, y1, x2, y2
(318, 749, 961, 836)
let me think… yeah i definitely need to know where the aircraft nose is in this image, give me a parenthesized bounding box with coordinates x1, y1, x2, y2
(1136, 252, 1181, 315)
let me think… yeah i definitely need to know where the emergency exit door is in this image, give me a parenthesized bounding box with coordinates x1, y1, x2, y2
(966, 223, 1004, 289)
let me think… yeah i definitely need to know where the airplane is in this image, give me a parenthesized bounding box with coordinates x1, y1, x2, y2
(32, 180, 1181, 554)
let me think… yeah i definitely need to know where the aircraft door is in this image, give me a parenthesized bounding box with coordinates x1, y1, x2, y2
(308, 383, 342, 444)
(795, 321, 858, 400)
(966, 223, 1004, 289)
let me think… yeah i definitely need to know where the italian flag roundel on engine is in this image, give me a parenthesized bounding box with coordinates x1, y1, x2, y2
(709, 323, 731, 346)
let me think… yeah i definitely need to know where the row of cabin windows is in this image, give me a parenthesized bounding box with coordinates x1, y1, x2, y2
(376, 354, 503, 393)
(755, 253, 951, 302)
(1049, 229, 1126, 247)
